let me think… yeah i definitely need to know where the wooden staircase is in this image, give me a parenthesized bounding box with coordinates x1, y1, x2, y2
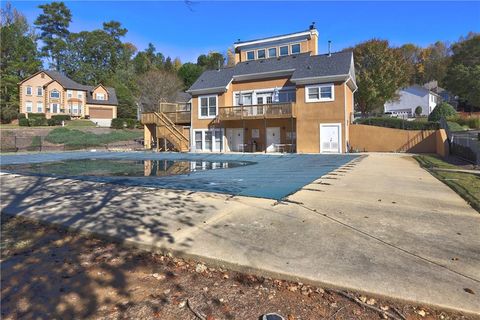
(143, 112, 189, 152)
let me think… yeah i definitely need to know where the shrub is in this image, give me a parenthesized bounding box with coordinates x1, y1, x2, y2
(111, 118, 139, 129)
(28, 117, 48, 126)
(18, 113, 26, 119)
(27, 113, 46, 120)
(19, 118, 30, 126)
(428, 102, 456, 122)
(354, 117, 439, 130)
(415, 106, 423, 116)
(47, 119, 57, 126)
(48, 114, 72, 126)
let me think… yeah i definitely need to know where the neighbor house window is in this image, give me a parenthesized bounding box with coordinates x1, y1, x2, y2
(26, 86, 32, 95)
(280, 46, 289, 56)
(96, 93, 105, 100)
(305, 84, 334, 102)
(37, 87, 43, 96)
(25, 101, 33, 113)
(198, 95, 217, 118)
(268, 48, 277, 58)
(67, 90, 73, 98)
(51, 103, 59, 113)
(257, 49, 266, 59)
(50, 90, 60, 99)
(77, 92, 83, 99)
(246, 51, 255, 60)
(37, 102, 43, 113)
(291, 43, 301, 54)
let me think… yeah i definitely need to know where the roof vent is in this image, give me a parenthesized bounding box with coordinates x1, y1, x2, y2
(309, 22, 316, 30)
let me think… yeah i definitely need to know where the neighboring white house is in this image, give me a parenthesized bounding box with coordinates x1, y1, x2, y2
(384, 85, 440, 117)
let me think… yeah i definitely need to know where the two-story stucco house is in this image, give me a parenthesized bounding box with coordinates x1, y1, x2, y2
(18, 70, 118, 126)
(143, 25, 357, 153)
(384, 85, 440, 118)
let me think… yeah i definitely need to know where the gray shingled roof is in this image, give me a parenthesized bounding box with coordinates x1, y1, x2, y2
(41, 70, 118, 105)
(176, 92, 192, 103)
(188, 51, 354, 92)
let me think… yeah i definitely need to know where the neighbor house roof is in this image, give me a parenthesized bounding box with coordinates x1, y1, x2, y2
(187, 51, 355, 94)
(43, 70, 90, 90)
(85, 86, 118, 105)
(175, 92, 192, 103)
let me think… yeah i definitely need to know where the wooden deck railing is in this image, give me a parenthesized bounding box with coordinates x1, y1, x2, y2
(155, 103, 191, 124)
(218, 103, 295, 120)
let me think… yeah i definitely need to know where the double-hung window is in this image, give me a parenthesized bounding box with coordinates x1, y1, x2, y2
(279, 46, 289, 56)
(26, 86, 32, 95)
(77, 92, 83, 99)
(199, 95, 217, 118)
(25, 101, 33, 113)
(37, 102, 43, 113)
(268, 48, 277, 58)
(96, 93, 105, 100)
(246, 51, 255, 60)
(305, 84, 334, 102)
(67, 90, 73, 98)
(37, 87, 43, 96)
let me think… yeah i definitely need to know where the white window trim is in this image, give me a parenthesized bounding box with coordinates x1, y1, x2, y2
(77, 92, 83, 99)
(37, 87, 43, 96)
(50, 90, 60, 99)
(67, 90, 73, 98)
(37, 102, 43, 113)
(96, 93, 106, 100)
(246, 50, 255, 61)
(26, 86, 32, 95)
(290, 43, 301, 54)
(51, 103, 59, 113)
(25, 101, 33, 113)
(232, 86, 295, 105)
(257, 48, 266, 59)
(198, 94, 218, 119)
(305, 83, 335, 103)
(279, 45, 289, 56)
(192, 128, 224, 152)
(268, 47, 277, 58)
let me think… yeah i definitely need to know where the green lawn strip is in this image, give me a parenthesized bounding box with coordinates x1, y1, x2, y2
(446, 121, 468, 132)
(414, 155, 480, 212)
(66, 120, 96, 127)
(45, 127, 142, 148)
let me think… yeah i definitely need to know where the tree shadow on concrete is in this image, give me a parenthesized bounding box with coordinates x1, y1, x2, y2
(0, 174, 218, 319)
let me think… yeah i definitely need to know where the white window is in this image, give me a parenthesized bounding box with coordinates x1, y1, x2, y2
(257, 49, 266, 59)
(67, 90, 73, 98)
(77, 92, 83, 99)
(193, 129, 223, 152)
(25, 101, 33, 113)
(51, 103, 59, 113)
(96, 93, 105, 100)
(268, 48, 277, 58)
(246, 51, 255, 60)
(50, 90, 60, 99)
(291, 43, 301, 54)
(71, 103, 78, 114)
(26, 86, 32, 95)
(305, 84, 335, 102)
(280, 46, 289, 56)
(37, 102, 43, 113)
(235, 92, 252, 106)
(278, 90, 296, 103)
(37, 87, 43, 96)
(198, 95, 217, 118)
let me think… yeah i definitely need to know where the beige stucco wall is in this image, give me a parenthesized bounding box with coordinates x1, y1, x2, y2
(19, 72, 53, 115)
(92, 86, 109, 100)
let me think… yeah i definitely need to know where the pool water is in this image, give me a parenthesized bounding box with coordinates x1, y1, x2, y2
(2, 159, 252, 177)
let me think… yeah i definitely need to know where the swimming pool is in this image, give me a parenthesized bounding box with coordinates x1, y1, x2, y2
(2, 158, 252, 177)
(0, 152, 359, 200)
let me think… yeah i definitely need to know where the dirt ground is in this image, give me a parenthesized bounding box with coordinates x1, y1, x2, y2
(0, 215, 476, 320)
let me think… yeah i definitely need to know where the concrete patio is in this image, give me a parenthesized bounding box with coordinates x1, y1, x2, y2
(1, 153, 479, 315)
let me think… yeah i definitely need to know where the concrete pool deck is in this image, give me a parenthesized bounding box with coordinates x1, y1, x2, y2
(1, 153, 479, 315)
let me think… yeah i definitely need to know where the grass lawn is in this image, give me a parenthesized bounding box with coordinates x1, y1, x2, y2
(45, 127, 142, 149)
(66, 119, 96, 127)
(414, 155, 480, 212)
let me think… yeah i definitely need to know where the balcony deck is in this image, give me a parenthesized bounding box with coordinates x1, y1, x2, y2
(142, 103, 191, 124)
(218, 103, 295, 121)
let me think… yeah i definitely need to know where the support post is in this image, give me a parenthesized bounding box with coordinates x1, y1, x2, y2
(290, 115, 293, 153)
(264, 116, 267, 154)
(144, 124, 152, 150)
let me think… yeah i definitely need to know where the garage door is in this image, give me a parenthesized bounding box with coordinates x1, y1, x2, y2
(89, 107, 113, 119)
(320, 123, 341, 153)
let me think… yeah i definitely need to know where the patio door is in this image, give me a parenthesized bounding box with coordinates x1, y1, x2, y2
(256, 93, 272, 116)
(226, 128, 244, 152)
(266, 127, 280, 152)
(320, 123, 341, 153)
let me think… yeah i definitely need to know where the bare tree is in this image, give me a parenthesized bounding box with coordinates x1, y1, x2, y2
(136, 69, 183, 112)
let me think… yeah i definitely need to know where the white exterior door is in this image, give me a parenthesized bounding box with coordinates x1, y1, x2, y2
(226, 128, 244, 152)
(320, 123, 341, 153)
(266, 127, 281, 152)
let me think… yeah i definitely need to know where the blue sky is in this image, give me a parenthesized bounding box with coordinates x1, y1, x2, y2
(8, 1, 480, 63)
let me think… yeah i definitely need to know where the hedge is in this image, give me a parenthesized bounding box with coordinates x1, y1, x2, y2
(111, 118, 140, 129)
(19, 118, 30, 126)
(18, 113, 26, 119)
(27, 113, 46, 120)
(48, 114, 71, 126)
(28, 117, 48, 126)
(355, 117, 440, 130)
